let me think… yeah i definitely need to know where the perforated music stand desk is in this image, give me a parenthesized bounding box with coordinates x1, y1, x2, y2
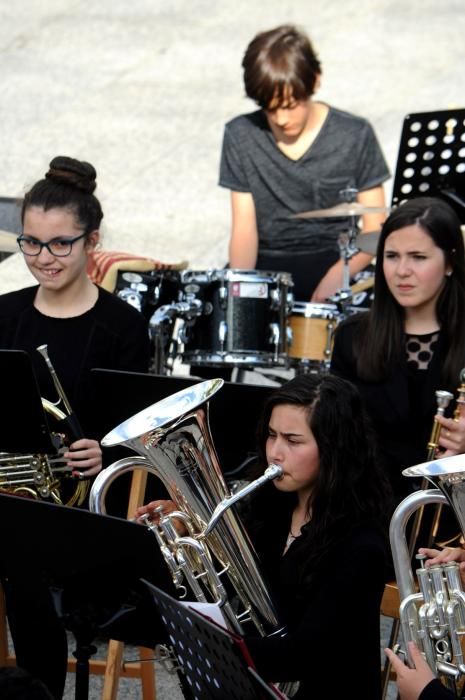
(0, 349, 58, 453)
(391, 108, 465, 222)
(143, 580, 287, 700)
(0, 492, 175, 700)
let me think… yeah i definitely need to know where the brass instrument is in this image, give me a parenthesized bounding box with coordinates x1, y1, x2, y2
(427, 390, 455, 461)
(389, 454, 465, 691)
(89, 379, 287, 638)
(0, 345, 88, 506)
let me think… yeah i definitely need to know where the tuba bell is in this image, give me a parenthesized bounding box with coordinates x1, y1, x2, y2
(89, 378, 286, 639)
(389, 453, 465, 690)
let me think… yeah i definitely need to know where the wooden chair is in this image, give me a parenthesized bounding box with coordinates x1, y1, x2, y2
(0, 469, 157, 700)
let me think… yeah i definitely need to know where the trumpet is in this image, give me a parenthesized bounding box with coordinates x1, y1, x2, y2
(0, 345, 88, 506)
(426, 370, 465, 461)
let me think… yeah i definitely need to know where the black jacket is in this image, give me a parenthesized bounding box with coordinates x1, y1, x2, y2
(330, 313, 446, 501)
(244, 485, 388, 700)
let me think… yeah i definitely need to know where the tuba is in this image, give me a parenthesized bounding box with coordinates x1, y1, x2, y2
(389, 453, 465, 690)
(89, 378, 287, 639)
(0, 345, 88, 506)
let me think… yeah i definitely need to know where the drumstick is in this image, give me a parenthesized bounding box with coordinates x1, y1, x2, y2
(350, 276, 374, 294)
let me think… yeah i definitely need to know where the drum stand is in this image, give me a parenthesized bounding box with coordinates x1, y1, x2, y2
(332, 218, 359, 318)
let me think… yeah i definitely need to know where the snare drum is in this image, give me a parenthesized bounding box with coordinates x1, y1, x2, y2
(178, 269, 293, 367)
(288, 302, 340, 365)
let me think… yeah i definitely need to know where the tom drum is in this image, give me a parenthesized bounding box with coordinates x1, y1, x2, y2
(178, 269, 294, 367)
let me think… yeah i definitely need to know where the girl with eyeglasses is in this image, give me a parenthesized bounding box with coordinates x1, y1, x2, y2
(0, 155, 150, 480)
(0, 156, 150, 698)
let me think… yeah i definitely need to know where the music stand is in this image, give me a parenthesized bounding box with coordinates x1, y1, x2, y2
(0, 492, 176, 700)
(0, 349, 58, 453)
(142, 580, 287, 700)
(90, 368, 272, 477)
(391, 108, 465, 222)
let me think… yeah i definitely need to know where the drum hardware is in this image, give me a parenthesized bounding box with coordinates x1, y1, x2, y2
(149, 299, 203, 374)
(218, 320, 227, 350)
(116, 272, 149, 314)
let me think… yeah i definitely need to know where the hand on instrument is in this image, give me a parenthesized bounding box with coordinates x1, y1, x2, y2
(384, 642, 436, 700)
(135, 499, 187, 535)
(66, 438, 102, 478)
(418, 545, 465, 587)
(435, 413, 465, 457)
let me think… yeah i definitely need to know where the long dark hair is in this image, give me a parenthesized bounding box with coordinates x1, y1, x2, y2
(355, 196, 465, 386)
(21, 155, 104, 236)
(256, 374, 392, 551)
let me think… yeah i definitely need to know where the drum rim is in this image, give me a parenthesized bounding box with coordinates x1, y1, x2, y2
(291, 301, 339, 318)
(180, 268, 294, 284)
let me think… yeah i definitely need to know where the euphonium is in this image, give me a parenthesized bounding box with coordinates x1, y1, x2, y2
(0, 345, 88, 506)
(89, 378, 286, 639)
(389, 454, 465, 689)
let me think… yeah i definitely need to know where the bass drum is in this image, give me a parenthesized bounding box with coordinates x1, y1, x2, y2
(178, 269, 294, 367)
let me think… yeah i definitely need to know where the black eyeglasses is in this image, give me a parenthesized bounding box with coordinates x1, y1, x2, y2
(17, 232, 88, 257)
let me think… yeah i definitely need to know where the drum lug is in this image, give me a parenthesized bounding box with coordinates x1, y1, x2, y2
(270, 288, 280, 310)
(286, 291, 295, 315)
(218, 321, 228, 349)
(325, 320, 336, 360)
(286, 325, 293, 348)
(269, 322, 280, 347)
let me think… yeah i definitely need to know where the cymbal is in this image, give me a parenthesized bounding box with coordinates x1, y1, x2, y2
(353, 231, 381, 256)
(0, 230, 19, 253)
(293, 202, 391, 219)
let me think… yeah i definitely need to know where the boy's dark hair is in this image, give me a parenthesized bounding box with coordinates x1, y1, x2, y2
(242, 25, 321, 109)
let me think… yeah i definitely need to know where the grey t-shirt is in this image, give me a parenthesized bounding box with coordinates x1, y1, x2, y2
(219, 105, 390, 254)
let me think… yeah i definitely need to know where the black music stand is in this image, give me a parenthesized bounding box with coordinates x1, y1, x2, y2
(90, 368, 272, 477)
(0, 349, 58, 453)
(0, 492, 176, 700)
(391, 108, 465, 221)
(142, 581, 287, 700)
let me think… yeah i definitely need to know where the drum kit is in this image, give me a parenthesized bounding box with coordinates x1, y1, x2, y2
(112, 201, 389, 377)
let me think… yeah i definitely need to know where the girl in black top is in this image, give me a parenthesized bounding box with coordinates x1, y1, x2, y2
(137, 373, 394, 699)
(0, 156, 150, 699)
(331, 196, 465, 505)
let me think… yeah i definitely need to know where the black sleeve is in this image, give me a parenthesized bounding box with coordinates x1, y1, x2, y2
(419, 678, 455, 699)
(330, 317, 358, 382)
(245, 531, 385, 686)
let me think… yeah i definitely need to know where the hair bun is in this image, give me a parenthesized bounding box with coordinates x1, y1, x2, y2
(46, 156, 97, 194)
